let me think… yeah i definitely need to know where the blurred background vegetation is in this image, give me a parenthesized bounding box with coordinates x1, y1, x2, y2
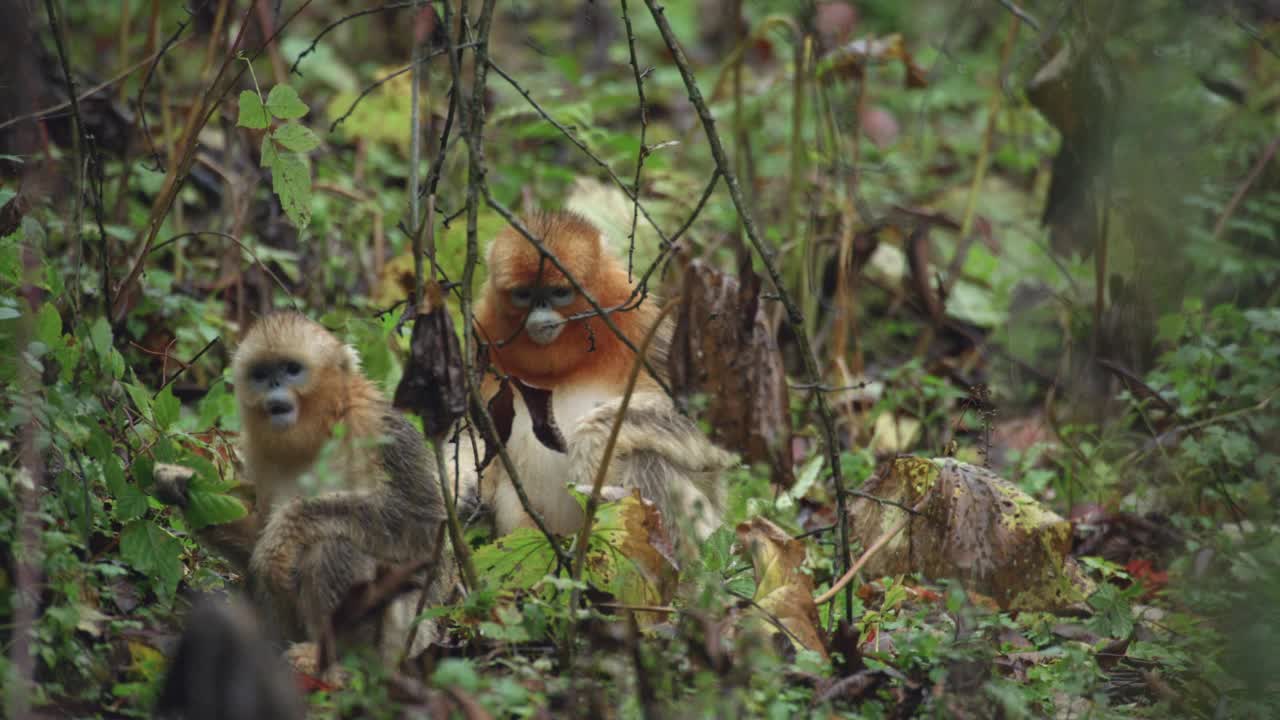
(1, 0, 1278, 717)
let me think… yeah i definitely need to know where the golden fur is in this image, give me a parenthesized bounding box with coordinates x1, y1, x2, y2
(157, 313, 454, 665)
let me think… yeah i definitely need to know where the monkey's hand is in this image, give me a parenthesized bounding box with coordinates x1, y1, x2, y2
(153, 463, 196, 507)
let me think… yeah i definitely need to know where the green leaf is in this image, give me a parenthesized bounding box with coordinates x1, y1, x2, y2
(35, 302, 61, 347)
(0, 306, 18, 320)
(185, 490, 247, 530)
(270, 153, 312, 229)
(124, 383, 153, 421)
(271, 123, 321, 153)
(237, 90, 270, 129)
(89, 315, 112, 355)
(472, 528, 560, 592)
(260, 133, 278, 169)
(153, 386, 181, 430)
(120, 521, 183, 598)
(266, 84, 309, 120)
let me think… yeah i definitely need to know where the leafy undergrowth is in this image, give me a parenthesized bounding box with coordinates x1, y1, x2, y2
(3, 0, 1279, 718)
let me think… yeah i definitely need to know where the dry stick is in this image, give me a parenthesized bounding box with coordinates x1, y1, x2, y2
(565, 298, 682, 660)
(0, 39, 195, 132)
(432, 436, 478, 590)
(1210, 132, 1280, 244)
(44, 0, 86, 320)
(618, 0, 649, 281)
(814, 497, 928, 605)
(643, 0, 856, 612)
(570, 298, 682, 581)
(111, 0, 315, 323)
(485, 60, 673, 249)
(290, 1, 416, 75)
(451, 0, 567, 573)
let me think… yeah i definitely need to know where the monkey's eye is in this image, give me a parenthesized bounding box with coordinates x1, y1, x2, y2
(250, 366, 270, 382)
(511, 288, 533, 308)
(549, 287, 574, 307)
(284, 360, 303, 376)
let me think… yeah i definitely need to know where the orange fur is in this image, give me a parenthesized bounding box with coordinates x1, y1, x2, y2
(475, 210, 660, 390)
(232, 313, 385, 507)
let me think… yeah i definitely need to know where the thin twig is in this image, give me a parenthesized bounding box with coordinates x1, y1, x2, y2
(570, 298, 682, 585)
(486, 59, 672, 248)
(814, 497, 929, 605)
(618, 0, 649, 280)
(290, 2, 416, 75)
(1210, 133, 1280, 244)
(643, 0, 857, 616)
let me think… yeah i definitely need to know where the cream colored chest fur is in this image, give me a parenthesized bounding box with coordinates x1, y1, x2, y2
(491, 384, 616, 535)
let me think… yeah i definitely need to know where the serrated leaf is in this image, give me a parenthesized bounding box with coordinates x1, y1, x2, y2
(272, 122, 320, 153)
(260, 133, 278, 168)
(153, 386, 181, 430)
(120, 521, 183, 598)
(270, 153, 312, 229)
(472, 528, 560, 592)
(114, 484, 150, 522)
(185, 490, 247, 530)
(266, 84, 308, 120)
(237, 90, 270, 129)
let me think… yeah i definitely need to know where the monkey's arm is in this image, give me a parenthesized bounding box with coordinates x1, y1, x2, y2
(154, 463, 260, 573)
(568, 392, 738, 542)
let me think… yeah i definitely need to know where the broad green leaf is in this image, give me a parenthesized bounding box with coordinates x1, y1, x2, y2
(270, 154, 312, 229)
(266, 84, 308, 120)
(35, 302, 61, 347)
(120, 521, 183, 598)
(89, 315, 112, 355)
(472, 527, 560, 592)
(123, 383, 152, 421)
(272, 123, 320, 153)
(153, 386, 181, 430)
(237, 90, 270, 129)
(185, 490, 247, 530)
(0, 306, 19, 320)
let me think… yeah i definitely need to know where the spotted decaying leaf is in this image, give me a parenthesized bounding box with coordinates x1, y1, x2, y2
(471, 490, 676, 614)
(735, 517, 829, 659)
(849, 457, 1095, 610)
(670, 260, 794, 486)
(393, 282, 467, 438)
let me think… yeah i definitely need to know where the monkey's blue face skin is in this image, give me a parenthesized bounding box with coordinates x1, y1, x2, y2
(509, 285, 575, 345)
(247, 359, 308, 429)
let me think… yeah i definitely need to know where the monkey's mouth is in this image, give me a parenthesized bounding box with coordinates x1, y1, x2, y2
(525, 316, 564, 346)
(265, 399, 298, 429)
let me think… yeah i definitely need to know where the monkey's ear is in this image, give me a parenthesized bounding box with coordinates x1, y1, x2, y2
(340, 344, 362, 373)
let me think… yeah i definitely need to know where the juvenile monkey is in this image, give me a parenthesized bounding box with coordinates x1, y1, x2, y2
(471, 211, 735, 542)
(155, 313, 453, 664)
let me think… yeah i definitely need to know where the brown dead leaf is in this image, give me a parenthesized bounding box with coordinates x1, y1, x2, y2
(816, 33, 928, 88)
(735, 518, 828, 659)
(670, 260, 794, 486)
(849, 457, 1094, 610)
(393, 282, 467, 438)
